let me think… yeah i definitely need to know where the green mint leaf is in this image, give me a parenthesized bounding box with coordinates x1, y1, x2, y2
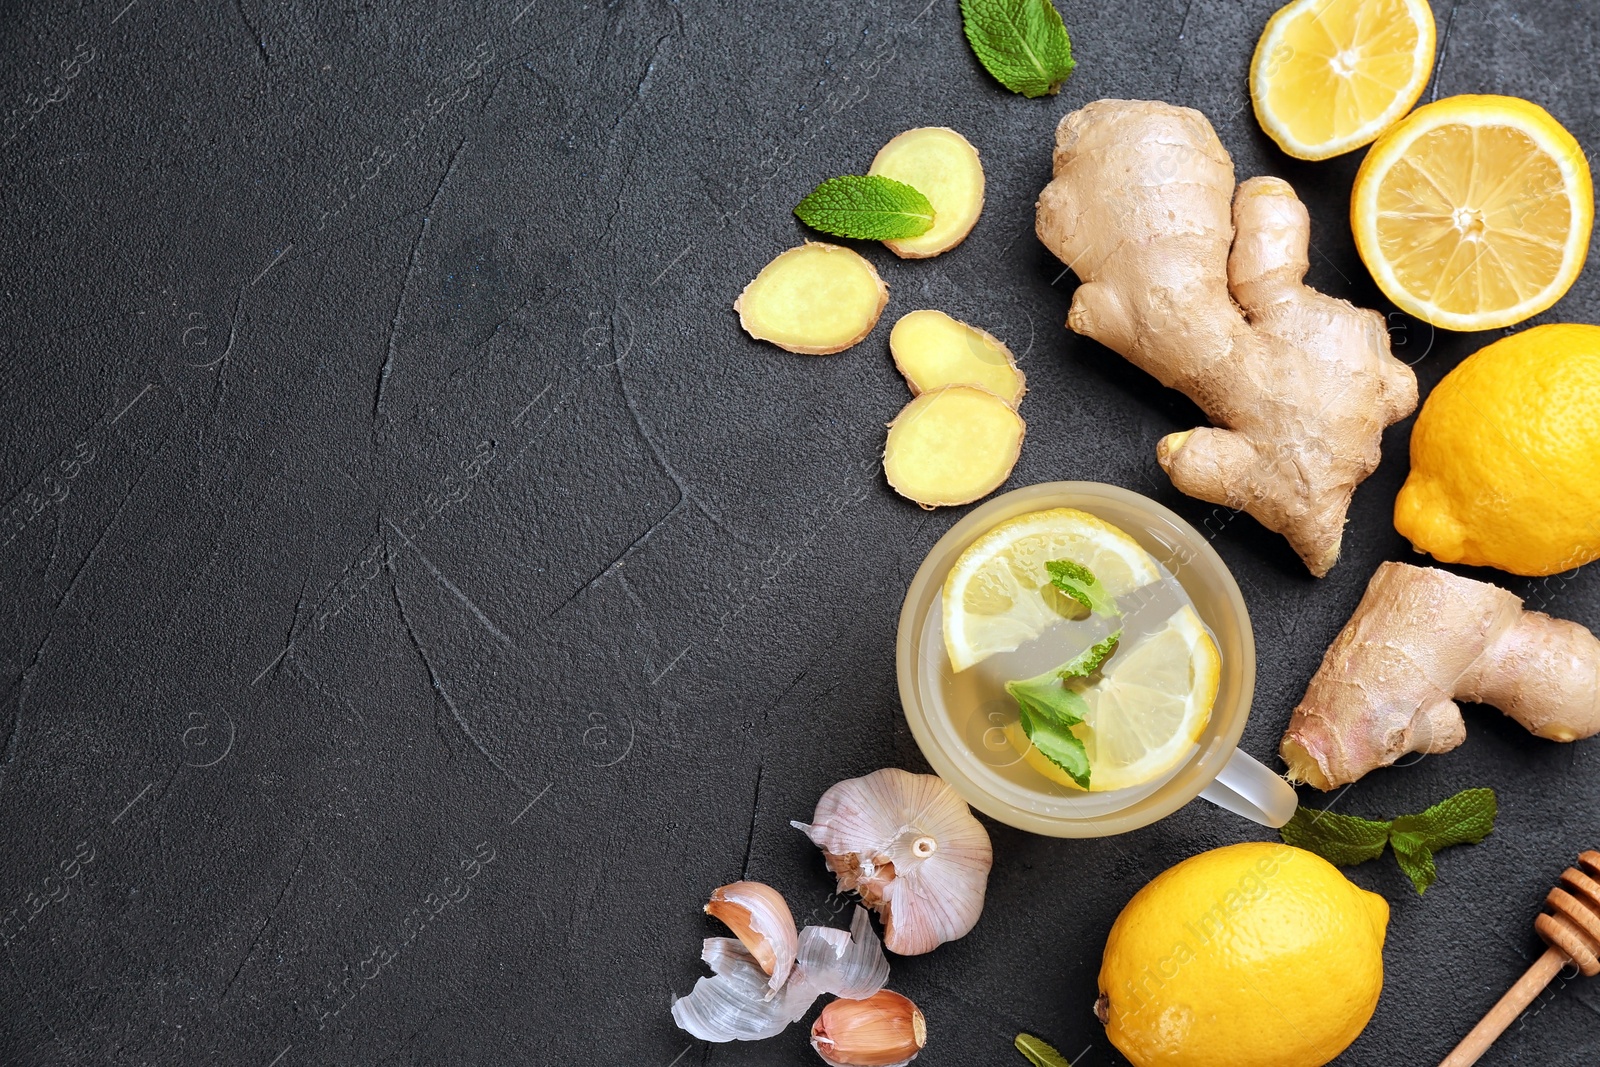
(1007, 672, 1088, 730)
(1046, 559, 1117, 617)
(1058, 630, 1121, 679)
(1388, 788, 1495, 895)
(1403, 787, 1498, 850)
(1009, 674, 1090, 788)
(1280, 805, 1393, 867)
(960, 0, 1076, 99)
(1024, 711, 1090, 788)
(1015, 1032, 1073, 1067)
(1390, 834, 1438, 895)
(1008, 632, 1118, 791)
(793, 175, 935, 241)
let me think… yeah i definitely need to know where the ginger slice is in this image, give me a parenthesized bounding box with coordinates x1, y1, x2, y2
(890, 310, 1025, 405)
(1281, 561, 1600, 789)
(1036, 100, 1418, 576)
(734, 242, 889, 354)
(869, 127, 985, 259)
(883, 385, 1024, 508)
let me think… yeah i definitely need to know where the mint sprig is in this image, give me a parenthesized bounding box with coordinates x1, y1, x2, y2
(1015, 1032, 1072, 1067)
(960, 0, 1076, 99)
(793, 175, 934, 241)
(1394, 788, 1501, 851)
(1281, 787, 1497, 895)
(1279, 807, 1391, 866)
(1046, 558, 1116, 617)
(1006, 630, 1120, 789)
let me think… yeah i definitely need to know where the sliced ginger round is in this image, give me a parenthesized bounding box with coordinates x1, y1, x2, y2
(1352, 94, 1594, 331)
(890, 310, 1025, 405)
(734, 242, 889, 354)
(868, 128, 984, 259)
(883, 385, 1022, 510)
(1251, 0, 1436, 161)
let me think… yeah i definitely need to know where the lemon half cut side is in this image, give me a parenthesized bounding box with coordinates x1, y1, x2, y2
(1352, 94, 1594, 331)
(1251, 0, 1436, 160)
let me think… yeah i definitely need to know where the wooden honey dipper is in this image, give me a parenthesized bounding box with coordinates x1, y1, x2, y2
(1439, 850, 1600, 1066)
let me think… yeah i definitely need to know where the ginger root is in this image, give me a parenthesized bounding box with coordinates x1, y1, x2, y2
(1035, 99, 1418, 576)
(1282, 561, 1600, 789)
(890, 310, 1025, 405)
(734, 242, 888, 354)
(870, 127, 985, 259)
(882, 385, 1024, 508)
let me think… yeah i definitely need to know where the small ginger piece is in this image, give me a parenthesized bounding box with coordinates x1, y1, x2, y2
(1282, 561, 1600, 789)
(1036, 99, 1418, 576)
(883, 385, 1023, 508)
(890, 310, 1025, 405)
(734, 242, 888, 354)
(869, 127, 985, 259)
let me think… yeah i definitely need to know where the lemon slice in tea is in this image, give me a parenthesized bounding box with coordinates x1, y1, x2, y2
(942, 508, 1161, 673)
(1006, 606, 1221, 792)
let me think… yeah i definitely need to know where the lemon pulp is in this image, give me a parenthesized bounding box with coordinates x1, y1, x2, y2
(1251, 0, 1436, 160)
(1352, 94, 1594, 330)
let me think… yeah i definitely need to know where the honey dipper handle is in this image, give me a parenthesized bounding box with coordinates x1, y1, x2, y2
(1439, 946, 1569, 1067)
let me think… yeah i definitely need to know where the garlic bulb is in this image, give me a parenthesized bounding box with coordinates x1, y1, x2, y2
(672, 895, 890, 1042)
(810, 989, 927, 1066)
(706, 881, 797, 989)
(793, 768, 992, 955)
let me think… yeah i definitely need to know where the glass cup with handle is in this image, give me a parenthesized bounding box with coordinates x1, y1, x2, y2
(896, 481, 1298, 837)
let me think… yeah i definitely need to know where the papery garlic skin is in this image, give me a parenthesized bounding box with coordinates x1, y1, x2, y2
(794, 768, 992, 955)
(671, 938, 817, 1042)
(799, 906, 890, 1000)
(810, 989, 927, 1066)
(672, 898, 891, 1043)
(706, 881, 798, 989)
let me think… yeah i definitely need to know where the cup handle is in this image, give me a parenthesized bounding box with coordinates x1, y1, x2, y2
(1198, 747, 1299, 828)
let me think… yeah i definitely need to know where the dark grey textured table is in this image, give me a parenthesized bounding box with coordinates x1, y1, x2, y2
(2, 1, 1597, 1064)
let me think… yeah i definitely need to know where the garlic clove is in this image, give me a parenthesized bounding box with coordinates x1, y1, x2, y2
(706, 880, 798, 989)
(793, 768, 992, 955)
(671, 937, 819, 1042)
(799, 906, 890, 1000)
(810, 989, 927, 1067)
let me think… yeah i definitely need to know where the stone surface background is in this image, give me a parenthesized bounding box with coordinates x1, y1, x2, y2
(2, 0, 1597, 1063)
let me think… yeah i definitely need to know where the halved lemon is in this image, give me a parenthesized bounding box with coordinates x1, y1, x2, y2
(1352, 94, 1594, 331)
(942, 508, 1161, 673)
(1004, 606, 1220, 792)
(1251, 0, 1436, 160)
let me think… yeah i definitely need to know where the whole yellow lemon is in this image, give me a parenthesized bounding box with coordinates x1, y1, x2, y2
(1395, 324, 1600, 576)
(1097, 843, 1388, 1067)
